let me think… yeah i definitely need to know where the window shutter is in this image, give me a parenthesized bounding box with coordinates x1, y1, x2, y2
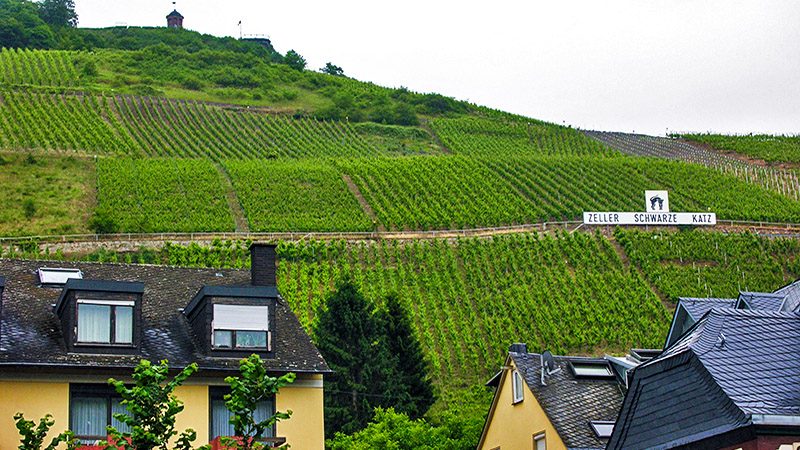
(213, 304, 269, 331)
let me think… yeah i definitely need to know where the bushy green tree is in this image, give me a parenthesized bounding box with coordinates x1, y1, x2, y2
(222, 354, 296, 450)
(380, 294, 434, 419)
(320, 62, 344, 76)
(37, 0, 78, 27)
(105, 360, 204, 450)
(0, 0, 56, 48)
(314, 280, 394, 436)
(14, 413, 79, 450)
(327, 408, 458, 450)
(283, 50, 306, 71)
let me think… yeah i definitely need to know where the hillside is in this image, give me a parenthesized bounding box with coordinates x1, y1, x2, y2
(2, 15, 800, 441)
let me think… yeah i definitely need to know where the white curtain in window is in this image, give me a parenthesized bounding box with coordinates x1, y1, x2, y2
(77, 304, 111, 343)
(71, 397, 107, 438)
(115, 306, 133, 344)
(213, 305, 269, 331)
(111, 398, 131, 433)
(211, 398, 275, 438)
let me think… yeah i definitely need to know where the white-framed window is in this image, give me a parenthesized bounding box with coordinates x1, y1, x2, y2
(534, 432, 546, 450)
(76, 299, 134, 345)
(512, 369, 524, 404)
(212, 304, 270, 350)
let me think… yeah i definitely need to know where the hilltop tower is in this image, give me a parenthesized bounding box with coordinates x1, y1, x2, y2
(166, 9, 184, 28)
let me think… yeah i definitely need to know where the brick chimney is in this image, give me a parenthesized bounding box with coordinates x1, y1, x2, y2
(249, 243, 277, 286)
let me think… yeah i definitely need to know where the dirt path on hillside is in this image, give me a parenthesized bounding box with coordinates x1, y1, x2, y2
(420, 120, 452, 154)
(213, 163, 250, 233)
(341, 174, 386, 232)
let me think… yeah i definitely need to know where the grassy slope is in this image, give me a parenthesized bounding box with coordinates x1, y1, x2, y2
(0, 152, 94, 236)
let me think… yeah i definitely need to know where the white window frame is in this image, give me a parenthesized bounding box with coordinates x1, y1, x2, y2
(589, 421, 615, 438)
(75, 299, 135, 345)
(512, 369, 524, 404)
(211, 304, 270, 350)
(534, 432, 546, 450)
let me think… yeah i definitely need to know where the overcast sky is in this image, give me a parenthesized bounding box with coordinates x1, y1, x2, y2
(75, 0, 800, 136)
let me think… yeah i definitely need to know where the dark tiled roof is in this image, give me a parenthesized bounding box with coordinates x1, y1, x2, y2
(166, 9, 183, 18)
(610, 308, 800, 449)
(737, 291, 785, 311)
(511, 352, 625, 450)
(677, 297, 735, 320)
(0, 259, 329, 375)
(55, 279, 144, 316)
(775, 279, 800, 312)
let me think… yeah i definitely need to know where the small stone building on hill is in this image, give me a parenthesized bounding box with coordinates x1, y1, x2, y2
(167, 9, 184, 29)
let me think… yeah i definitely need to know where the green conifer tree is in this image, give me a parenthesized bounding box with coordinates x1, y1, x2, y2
(380, 294, 435, 419)
(314, 280, 393, 436)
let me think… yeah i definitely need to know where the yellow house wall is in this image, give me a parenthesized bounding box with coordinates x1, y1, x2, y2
(175, 384, 210, 444)
(480, 360, 567, 450)
(276, 374, 325, 450)
(0, 381, 70, 450)
(0, 375, 324, 450)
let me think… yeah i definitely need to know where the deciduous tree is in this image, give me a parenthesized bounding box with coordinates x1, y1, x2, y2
(222, 354, 295, 450)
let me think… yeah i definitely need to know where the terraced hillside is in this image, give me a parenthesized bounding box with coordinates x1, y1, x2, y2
(585, 130, 800, 201)
(681, 133, 800, 164)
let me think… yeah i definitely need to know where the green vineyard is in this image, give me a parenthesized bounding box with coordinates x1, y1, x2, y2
(431, 116, 613, 156)
(223, 159, 373, 232)
(617, 228, 800, 301)
(681, 133, 800, 164)
(95, 158, 234, 232)
(0, 48, 82, 87)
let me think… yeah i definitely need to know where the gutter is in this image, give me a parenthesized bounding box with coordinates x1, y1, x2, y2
(751, 414, 800, 426)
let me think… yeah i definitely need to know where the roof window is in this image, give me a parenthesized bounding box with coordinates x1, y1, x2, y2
(38, 267, 82, 286)
(569, 360, 615, 378)
(630, 348, 661, 362)
(590, 421, 615, 438)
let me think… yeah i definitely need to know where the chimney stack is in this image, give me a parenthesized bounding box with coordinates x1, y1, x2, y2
(249, 243, 277, 286)
(509, 342, 528, 354)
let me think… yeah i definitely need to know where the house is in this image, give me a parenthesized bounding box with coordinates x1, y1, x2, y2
(608, 308, 800, 449)
(478, 343, 652, 450)
(0, 244, 329, 449)
(609, 280, 800, 449)
(665, 279, 800, 348)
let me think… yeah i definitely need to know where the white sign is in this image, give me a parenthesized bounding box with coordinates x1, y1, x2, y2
(583, 190, 716, 226)
(645, 190, 669, 213)
(583, 212, 716, 226)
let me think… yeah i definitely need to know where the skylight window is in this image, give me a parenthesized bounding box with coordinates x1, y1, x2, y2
(38, 267, 82, 286)
(590, 421, 615, 438)
(570, 361, 615, 378)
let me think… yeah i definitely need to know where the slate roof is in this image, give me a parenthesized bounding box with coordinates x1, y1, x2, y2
(775, 279, 800, 312)
(678, 297, 735, 320)
(0, 259, 329, 375)
(166, 9, 184, 18)
(511, 352, 625, 450)
(659, 308, 800, 416)
(609, 308, 800, 449)
(737, 291, 785, 311)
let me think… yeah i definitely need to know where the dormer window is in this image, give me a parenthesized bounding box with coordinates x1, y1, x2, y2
(54, 279, 143, 354)
(76, 300, 134, 345)
(212, 304, 270, 350)
(183, 285, 278, 357)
